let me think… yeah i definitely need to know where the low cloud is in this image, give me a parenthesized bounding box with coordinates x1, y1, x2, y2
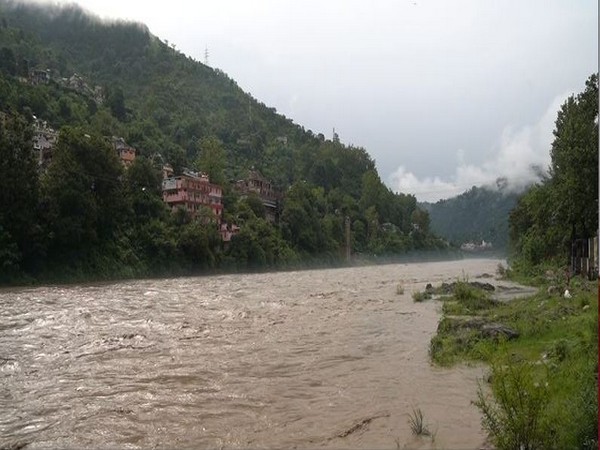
(389, 94, 569, 203)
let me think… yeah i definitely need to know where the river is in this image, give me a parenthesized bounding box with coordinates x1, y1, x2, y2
(0, 258, 505, 449)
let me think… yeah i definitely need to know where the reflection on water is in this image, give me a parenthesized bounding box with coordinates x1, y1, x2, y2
(0, 259, 504, 449)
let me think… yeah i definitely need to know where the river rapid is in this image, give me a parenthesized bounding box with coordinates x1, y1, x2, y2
(0, 259, 505, 449)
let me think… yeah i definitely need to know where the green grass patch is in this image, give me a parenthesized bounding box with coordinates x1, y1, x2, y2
(412, 290, 432, 302)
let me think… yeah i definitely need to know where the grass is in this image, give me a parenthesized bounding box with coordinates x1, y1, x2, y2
(428, 274, 598, 449)
(408, 407, 431, 436)
(412, 290, 431, 302)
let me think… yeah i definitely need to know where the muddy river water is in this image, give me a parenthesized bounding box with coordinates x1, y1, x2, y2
(0, 258, 508, 449)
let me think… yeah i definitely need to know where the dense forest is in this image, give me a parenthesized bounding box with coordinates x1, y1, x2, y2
(422, 184, 520, 251)
(0, 1, 447, 284)
(509, 73, 598, 272)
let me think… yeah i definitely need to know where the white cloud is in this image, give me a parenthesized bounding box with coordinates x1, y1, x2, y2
(389, 93, 569, 203)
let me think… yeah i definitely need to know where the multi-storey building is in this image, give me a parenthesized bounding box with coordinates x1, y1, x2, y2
(234, 169, 281, 223)
(162, 170, 223, 220)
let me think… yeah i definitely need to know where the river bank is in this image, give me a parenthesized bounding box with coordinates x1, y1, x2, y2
(1, 248, 471, 290)
(421, 271, 598, 449)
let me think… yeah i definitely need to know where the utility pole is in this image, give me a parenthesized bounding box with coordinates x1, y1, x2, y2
(345, 216, 351, 262)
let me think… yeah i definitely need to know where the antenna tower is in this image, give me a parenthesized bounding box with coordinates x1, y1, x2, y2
(204, 46, 209, 66)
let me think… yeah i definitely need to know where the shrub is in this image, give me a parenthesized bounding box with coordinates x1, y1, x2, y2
(474, 361, 552, 450)
(412, 290, 431, 302)
(408, 407, 431, 436)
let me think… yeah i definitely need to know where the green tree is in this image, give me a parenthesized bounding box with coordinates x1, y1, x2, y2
(194, 135, 226, 185)
(549, 73, 598, 240)
(0, 47, 16, 76)
(125, 156, 167, 222)
(510, 74, 598, 269)
(106, 86, 127, 121)
(0, 113, 42, 277)
(41, 127, 126, 268)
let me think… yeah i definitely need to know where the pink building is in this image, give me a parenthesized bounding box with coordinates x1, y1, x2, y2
(112, 137, 136, 167)
(162, 171, 223, 220)
(220, 222, 241, 242)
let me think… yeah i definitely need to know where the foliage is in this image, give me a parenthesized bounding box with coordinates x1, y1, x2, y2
(474, 360, 551, 450)
(509, 74, 598, 270)
(412, 290, 431, 302)
(407, 407, 431, 436)
(0, 113, 42, 279)
(429, 274, 598, 448)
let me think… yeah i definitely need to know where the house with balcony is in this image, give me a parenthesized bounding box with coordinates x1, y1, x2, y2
(162, 170, 223, 221)
(234, 169, 281, 223)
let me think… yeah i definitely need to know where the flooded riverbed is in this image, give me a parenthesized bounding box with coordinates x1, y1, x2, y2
(0, 259, 505, 449)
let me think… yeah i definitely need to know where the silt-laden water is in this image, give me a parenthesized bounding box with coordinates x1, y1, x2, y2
(0, 259, 505, 449)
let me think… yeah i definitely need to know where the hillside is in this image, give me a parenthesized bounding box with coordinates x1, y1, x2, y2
(421, 183, 520, 251)
(0, 1, 447, 283)
(0, 0, 310, 185)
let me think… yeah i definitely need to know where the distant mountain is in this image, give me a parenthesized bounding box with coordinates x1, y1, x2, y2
(420, 183, 521, 251)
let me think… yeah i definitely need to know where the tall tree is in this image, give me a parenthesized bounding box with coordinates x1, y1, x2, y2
(41, 127, 125, 267)
(510, 74, 598, 269)
(549, 73, 598, 240)
(194, 135, 226, 184)
(0, 113, 41, 277)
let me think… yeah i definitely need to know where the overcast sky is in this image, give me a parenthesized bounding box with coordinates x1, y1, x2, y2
(38, 0, 598, 201)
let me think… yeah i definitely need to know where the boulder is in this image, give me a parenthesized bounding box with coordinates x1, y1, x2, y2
(469, 281, 495, 292)
(547, 285, 560, 295)
(481, 323, 519, 340)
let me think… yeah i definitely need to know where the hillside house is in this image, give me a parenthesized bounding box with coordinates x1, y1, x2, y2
(111, 137, 136, 167)
(220, 222, 241, 243)
(234, 169, 281, 223)
(32, 118, 57, 168)
(29, 69, 50, 85)
(162, 170, 223, 220)
(162, 164, 174, 179)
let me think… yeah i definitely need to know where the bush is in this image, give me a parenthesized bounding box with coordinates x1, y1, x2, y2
(412, 290, 431, 302)
(408, 407, 431, 436)
(475, 360, 552, 450)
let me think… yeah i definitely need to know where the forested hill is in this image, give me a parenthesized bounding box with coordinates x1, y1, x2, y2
(0, 1, 447, 283)
(0, 0, 314, 185)
(421, 183, 520, 251)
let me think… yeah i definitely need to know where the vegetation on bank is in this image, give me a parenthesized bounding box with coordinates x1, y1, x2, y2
(420, 276, 597, 450)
